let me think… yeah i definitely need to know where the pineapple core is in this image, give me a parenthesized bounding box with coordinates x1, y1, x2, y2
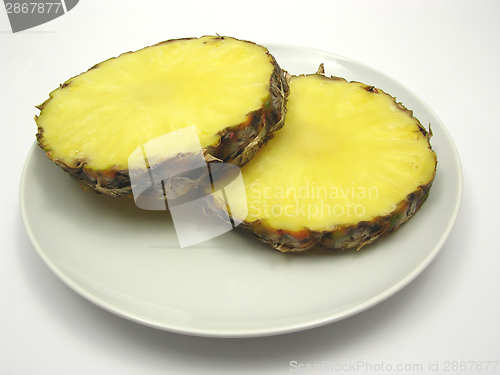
(36, 36, 274, 170)
(234, 75, 437, 231)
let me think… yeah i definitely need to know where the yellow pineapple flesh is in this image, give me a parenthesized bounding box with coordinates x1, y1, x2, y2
(35, 36, 288, 197)
(228, 71, 437, 252)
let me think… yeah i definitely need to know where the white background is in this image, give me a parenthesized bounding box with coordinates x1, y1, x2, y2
(1, 0, 499, 374)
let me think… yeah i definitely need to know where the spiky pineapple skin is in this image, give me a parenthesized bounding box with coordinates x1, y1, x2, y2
(34, 36, 290, 198)
(237, 177, 434, 252)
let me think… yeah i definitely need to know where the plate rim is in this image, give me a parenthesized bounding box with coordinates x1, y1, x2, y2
(19, 43, 463, 338)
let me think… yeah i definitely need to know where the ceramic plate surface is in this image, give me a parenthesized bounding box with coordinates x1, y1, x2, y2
(20, 43, 462, 337)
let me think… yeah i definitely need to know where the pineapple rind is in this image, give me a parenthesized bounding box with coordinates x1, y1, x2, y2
(237, 176, 434, 252)
(35, 36, 289, 198)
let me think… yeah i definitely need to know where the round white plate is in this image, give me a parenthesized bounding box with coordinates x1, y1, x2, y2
(20, 43, 462, 338)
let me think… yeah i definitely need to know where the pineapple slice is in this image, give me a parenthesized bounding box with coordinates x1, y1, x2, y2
(35, 36, 289, 197)
(227, 68, 437, 252)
